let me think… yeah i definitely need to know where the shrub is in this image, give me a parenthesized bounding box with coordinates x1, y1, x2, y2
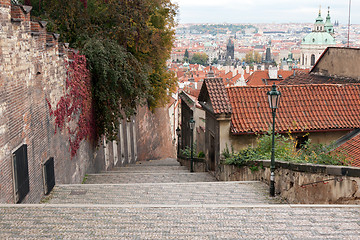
(223, 132, 347, 166)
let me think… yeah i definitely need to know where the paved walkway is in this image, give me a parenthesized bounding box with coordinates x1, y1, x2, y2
(1, 158, 360, 239)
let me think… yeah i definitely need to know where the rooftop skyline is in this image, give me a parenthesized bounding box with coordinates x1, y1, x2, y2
(174, 0, 360, 24)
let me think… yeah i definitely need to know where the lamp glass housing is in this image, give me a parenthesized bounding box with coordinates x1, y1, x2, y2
(267, 84, 281, 109)
(189, 118, 195, 130)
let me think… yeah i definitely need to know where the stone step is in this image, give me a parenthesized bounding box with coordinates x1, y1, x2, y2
(47, 181, 282, 205)
(127, 158, 181, 167)
(108, 165, 188, 173)
(84, 172, 217, 184)
(1, 205, 359, 239)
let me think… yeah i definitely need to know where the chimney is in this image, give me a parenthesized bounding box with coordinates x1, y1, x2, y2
(246, 66, 250, 74)
(268, 67, 278, 79)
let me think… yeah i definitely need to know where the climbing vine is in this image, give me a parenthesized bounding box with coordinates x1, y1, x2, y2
(47, 53, 95, 157)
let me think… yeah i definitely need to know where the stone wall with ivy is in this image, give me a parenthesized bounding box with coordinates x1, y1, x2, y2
(0, 2, 107, 204)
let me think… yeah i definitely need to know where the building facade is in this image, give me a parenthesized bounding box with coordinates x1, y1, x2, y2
(300, 7, 336, 68)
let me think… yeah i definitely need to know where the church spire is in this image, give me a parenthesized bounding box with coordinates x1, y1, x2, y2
(324, 6, 334, 35)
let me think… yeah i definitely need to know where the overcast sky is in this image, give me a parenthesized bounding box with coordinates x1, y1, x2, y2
(173, 0, 360, 24)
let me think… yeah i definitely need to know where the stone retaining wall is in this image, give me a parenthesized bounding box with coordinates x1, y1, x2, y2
(216, 160, 360, 204)
(177, 156, 207, 172)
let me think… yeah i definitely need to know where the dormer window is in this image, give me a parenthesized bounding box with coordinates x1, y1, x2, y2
(312, 38, 315, 42)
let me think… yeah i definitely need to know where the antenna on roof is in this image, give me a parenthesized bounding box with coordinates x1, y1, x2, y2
(348, 0, 352, 47)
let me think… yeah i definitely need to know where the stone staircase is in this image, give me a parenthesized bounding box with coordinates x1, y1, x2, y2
(49, 158, 281, 205)
(1, 158, 359, 239)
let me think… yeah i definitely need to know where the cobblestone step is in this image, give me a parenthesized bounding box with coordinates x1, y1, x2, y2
(1, 205, 359, 239)
(126, 158, 180, 167)
(46, 181, 282, 205)
(107, 166, 189, 173)
(84, 172, 217, 184)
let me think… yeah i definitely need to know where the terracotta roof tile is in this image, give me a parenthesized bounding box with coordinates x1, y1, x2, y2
(336, 133, 360, 167)
(227, 84, 360, 134)
(200, 78, 232, 115)
(280, 70, 360, 85)
(246, 70, 293, 86)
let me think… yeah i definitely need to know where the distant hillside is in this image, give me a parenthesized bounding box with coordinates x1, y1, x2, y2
(177, 24, 258, 35)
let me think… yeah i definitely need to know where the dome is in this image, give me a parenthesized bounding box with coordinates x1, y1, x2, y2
(301, 32, 336, 45)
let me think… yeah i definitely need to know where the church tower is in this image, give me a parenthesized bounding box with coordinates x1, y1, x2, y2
(324, 7, 334, 35)
(300, 6, 336, 68)
(226, 38, 235, 60)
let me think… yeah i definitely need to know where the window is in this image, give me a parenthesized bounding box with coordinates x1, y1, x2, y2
(42, 157, 55, 195)
(12, 144, 30, 203)
(311, 54, 316, 66)
(296, 136, 309, 149)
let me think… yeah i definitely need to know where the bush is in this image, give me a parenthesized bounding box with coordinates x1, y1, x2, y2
(223, 132, 347, 166)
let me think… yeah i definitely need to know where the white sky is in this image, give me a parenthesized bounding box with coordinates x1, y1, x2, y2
(173, 0, 360, 24)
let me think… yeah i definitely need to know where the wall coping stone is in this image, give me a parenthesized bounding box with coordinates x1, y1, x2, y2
(20, 5, 32, 14)
(178, 155, 205, 163)
(53, 33, 60, 40)
(39, 21, 47, 28)
(225, 159, 360, 177)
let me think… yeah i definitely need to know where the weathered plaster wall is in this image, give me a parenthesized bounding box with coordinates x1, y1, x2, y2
(313, 47, 360, 79)
(219, 120, 231, 155)
(136, 106, 176, 161)
(216, 161, 360, 204)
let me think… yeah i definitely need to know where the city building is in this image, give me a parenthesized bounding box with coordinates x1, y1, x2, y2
(300, 7, 336, 68)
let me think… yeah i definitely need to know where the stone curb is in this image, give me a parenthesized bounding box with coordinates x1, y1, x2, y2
(1, 204, 360, 208)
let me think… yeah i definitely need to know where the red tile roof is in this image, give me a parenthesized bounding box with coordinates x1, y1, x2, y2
(246, 70, 294, 86)
(280, 70, 360, 85)
(335, 133, 360, 167)
(199, 78, 232, 115)
(227, 84, 360, 134)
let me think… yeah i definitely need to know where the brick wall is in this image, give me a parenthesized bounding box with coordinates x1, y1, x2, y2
(0, 2, 175, 203)
(0, 3, 106, 204)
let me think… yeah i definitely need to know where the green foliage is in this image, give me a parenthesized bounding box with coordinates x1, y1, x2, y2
(198, 151, 205, 158)
(28, 0, 178, 141)
(83, 38, 149, 141)
(180, 142, 205, 159)
(11, 0, 24, 4)
(243, 50, 262, 64)
(190, 53, 208, 66)
(223, 132, 348, 167)
(222, 144, 257, 167)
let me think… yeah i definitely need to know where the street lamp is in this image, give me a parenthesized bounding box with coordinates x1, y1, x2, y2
(189, 118, 195, 172)
(267, 83, 281, 197)
(176, 126, 181, 157)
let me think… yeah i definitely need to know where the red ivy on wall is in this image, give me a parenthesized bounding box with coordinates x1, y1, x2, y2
(47, 53, 95, 158)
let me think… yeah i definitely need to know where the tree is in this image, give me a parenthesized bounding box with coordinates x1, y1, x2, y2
(243, 50, 261, 64)
(254, 51, 262, 63)
(26, 0, 178, 140)
(190, 53, 208, 66)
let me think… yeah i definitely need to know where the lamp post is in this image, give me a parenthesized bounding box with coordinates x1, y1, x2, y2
(267, 84, 281, 197)
(189, 118, 195, 172)
(176, 127, 181, 157)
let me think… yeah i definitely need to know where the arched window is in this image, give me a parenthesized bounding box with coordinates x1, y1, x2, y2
(311, 54, 316, 66)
